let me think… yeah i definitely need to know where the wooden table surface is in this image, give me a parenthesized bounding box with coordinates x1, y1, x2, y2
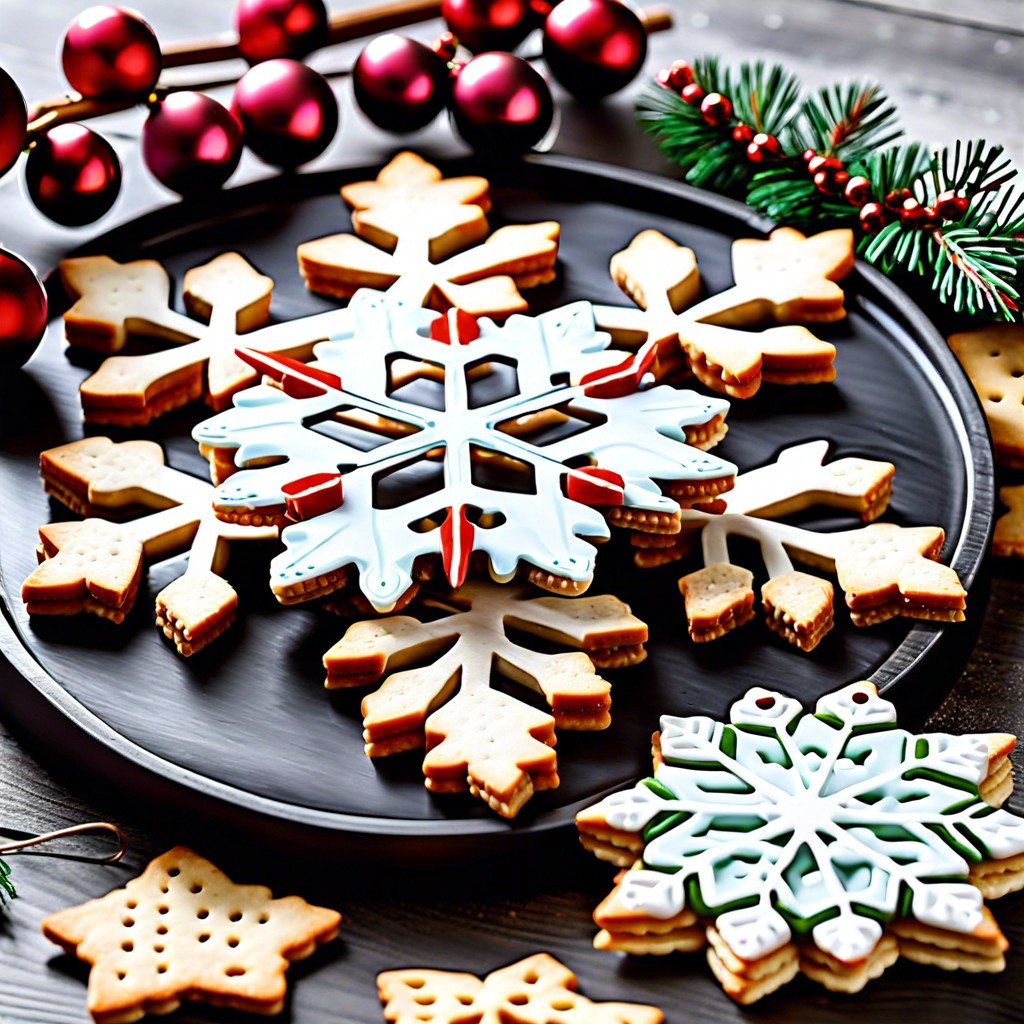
(2, 2, 1023, 1022)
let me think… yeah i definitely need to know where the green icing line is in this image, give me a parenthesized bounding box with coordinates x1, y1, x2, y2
(721, 726, 737, 759)
(927, 823, 983, 863)
(685, 875, 759, 918)
(902, 767, 978, 795)
(915, 737, 929, 758)
(644, 811, 691, 843)
(642, 777, 677, 801)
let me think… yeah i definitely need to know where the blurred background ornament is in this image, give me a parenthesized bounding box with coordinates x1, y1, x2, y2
(235, 0, 329, 64)
(61, 4, 162, 99)
(440, 0, 541, 53)
(231, 57, 339, 167)
(0, 247, 48, 370)
(142, 91, 243, 195)
(449, 52, 555, 155)
(352, 33, 450, 132)
(542, 0, 647, 99)
(24, 123, 122, 225)
(0, 67, 28, 179)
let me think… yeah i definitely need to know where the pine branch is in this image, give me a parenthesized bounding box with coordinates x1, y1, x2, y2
(747, 166, 854, 229)
(0, 858, 15, 905)
(798, 83, 902, 159)
(862, 143, 931, 198)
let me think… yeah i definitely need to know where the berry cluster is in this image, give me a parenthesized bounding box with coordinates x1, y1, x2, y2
(657, 60, 970, 234)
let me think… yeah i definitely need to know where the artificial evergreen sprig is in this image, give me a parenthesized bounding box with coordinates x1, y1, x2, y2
(640, 56, 1024, 320)
(0, 857, 15, 905)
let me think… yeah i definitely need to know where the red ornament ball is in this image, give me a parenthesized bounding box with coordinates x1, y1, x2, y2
(542, 0, 647, 100)
(0, 247, 47, 369)
(142, 92, 243, 196)
(442, 0, 540, 53)
(353, 34, 450, 133)
(61, 5, 161, 99)
(232, 58, 338, 168)
(449, 53, 554, 155)
(25, 123, 121, 226)
(665, 60, 694, 91)
(235, 0, 328, 64)
(700, 91, 732, 126)
(0, 66, 27, 179)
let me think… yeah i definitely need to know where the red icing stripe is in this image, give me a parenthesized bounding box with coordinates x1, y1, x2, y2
(282, 472, 344, 521)
(565, 466, 625, 506)
(579, 340, 657, 398)
(430, 308, 480, 345)
(236, 347, 342, 398)
(440, 504, 474, 587)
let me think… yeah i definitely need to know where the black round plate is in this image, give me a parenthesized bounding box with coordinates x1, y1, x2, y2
(0, 154, 994, 860)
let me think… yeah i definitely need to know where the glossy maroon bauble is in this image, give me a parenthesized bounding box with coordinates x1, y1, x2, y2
(449, 53, 554, 155)
(0, 247, 48, 369)
(235, 0, 328, 64)
(0, 66, 27, 179)
(232, 58, 338, 168)
(442, 0, 540, 53)
(61, 5, 161, 98)
(25, 123, 121, 226)
(142, 92, 243, 196)
(353, 34, 449, 133)
(542, 0, 646, 99)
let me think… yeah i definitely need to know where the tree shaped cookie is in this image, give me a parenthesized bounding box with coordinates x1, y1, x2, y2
(595, 227, 851, 396)
(324, 581, 647, 817)
(23, 437, 274, 653)
(576, 682, 1024, 1004)
(42, 847, 340, 1023)
(62, 252, 343, 426)
(297, 151, 560, 317)
(378, 953, 663, 1024)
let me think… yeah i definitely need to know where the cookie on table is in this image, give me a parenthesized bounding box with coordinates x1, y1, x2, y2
(378, 952, 663, 1024)
(42, 847, 340, 1024)
(948, 323, 1024, 468)
(576, 682, 1024, 1004)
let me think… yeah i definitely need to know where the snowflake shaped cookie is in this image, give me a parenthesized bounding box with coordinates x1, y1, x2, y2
(577, 682, 1024, 1003)
(323, 580, 647, 817)
(595, 227, 853, 396)
(377, 953, 663, 1024)
(194, 291, 735, 612)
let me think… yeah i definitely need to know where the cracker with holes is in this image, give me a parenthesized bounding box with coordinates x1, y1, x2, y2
(576, 682, 1024, 1004)
(41, 847, 340, 1024)
(297, 151, 559, 318)
(377, 952, 663, 1024)
(324, 581, 647, 817)
(948, 322, 1024, 468)
(993, 484, 1024, 558)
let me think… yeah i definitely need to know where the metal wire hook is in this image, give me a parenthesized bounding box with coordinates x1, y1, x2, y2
(0, 822, 126, 863)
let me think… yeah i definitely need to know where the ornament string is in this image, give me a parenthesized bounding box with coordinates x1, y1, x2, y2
(26, 3, 674, 137)
(0, 822, 127, 862)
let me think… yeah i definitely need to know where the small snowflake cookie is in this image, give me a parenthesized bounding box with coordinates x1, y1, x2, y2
(576, 681, 1024, 1003)
(377, 952, 663, 1024)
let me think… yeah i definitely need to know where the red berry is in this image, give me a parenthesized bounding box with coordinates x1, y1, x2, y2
(833, 170, 850, 191)
(813, 170, 831, 193)
(681, 82, 704, 105)
(859, 201, 886, 234)
(700, 92, 732, 126)
(844, 175, 873, 205)
(666, 60, 693, 91)
(747, 132, 781, 160)
(802, 148, 817, 163)
(884, 187, 912, 211)
(732, 123, 754, 143)
(807, 154, 827, 175)
(935, 189, 969, 221)
(900, 197, 927, 224)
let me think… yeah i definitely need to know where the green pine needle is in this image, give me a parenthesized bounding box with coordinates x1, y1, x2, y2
(797, 83, 902, 159)
(0, 857, 15, 905)
(748, 166, 857, 229)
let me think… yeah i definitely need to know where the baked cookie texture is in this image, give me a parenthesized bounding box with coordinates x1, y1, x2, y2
(42, 848, 340, 1024)
(577, 681, 1024, 1003)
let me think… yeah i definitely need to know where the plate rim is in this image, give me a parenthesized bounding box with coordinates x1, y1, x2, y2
(0, 151, 995, 851)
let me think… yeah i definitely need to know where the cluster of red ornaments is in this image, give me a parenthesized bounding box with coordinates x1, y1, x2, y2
(658, 59, 971, 234)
